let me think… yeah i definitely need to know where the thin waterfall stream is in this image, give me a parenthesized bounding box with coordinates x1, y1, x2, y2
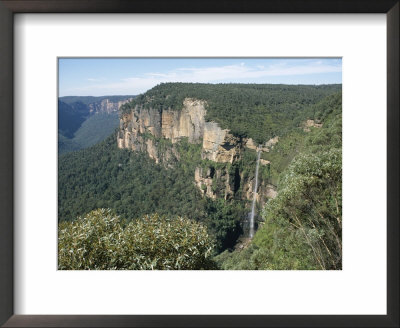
(249, 147, 261, 238)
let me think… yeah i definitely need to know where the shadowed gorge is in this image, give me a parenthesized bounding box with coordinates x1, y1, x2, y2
(58, 95, 135, 154)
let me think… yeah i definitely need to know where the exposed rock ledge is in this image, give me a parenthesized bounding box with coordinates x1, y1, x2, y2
(303, 119, 323, 132)
(245, 136, 279, 152)
(117, 97, 243, 164)
(117, 97, 278, 204)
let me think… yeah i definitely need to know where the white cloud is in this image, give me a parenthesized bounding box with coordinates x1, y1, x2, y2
(65, 61, 341, 96)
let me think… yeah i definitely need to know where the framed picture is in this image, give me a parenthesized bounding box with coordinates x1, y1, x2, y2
(0, 0, 398, 327)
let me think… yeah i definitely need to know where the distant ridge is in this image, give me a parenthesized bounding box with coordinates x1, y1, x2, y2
(59, 95, 136, 106)
(58, 95, 135, 154)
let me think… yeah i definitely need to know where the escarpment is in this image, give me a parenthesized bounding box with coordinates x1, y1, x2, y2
(89, 98, 134, 114)
(118, 97, 277, 205)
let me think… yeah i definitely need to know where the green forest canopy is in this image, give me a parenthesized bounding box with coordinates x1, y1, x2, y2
(59, 85, 342, 269)
(58, 134, 245, 253)
(122, 83, 341, 143)
(216, 92, 342, 270)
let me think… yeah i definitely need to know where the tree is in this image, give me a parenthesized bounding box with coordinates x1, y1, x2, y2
(256, 149, 342, 269)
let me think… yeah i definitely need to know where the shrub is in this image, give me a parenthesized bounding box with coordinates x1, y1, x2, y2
(58, 209, 216, 270)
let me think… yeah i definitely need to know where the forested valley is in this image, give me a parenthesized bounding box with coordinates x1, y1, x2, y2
(58, 95, 135, 154)
(58, 83, 342, 270)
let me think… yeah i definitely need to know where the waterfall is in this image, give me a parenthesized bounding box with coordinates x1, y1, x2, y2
(249, 148, 261, 238)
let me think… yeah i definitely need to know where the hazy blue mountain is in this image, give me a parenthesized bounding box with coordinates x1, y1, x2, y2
(58, 95, 135, 154)
(60, 95, 135, 106)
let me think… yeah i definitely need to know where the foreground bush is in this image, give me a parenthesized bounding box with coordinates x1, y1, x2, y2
(256, 149, 342, 270)
(58, 209, 216, 270)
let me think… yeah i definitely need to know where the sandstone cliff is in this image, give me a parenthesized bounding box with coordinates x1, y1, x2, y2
(89, 98, 134, 114)
(118, 97, 277, 205)
(118, 98, 249, 163)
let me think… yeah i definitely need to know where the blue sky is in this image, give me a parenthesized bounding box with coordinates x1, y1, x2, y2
(58, 58, 342, 97)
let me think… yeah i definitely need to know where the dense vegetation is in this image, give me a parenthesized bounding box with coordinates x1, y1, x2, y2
(215, 92, 342, 269)
(58, 133, 82, 154)
(59, 209, 216, 270)
(59, 112, 120, 155)
(58, 100, 89, 138)
(259, 92, 342, 185)
(122, 83, 340, 143)
(59, 84, 342, 270)
(58, 134, 245, 253)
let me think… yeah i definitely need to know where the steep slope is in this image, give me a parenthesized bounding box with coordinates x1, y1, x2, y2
(215, 92, 342, 269)
(117, 84, 341, 233)
(58, 95, 134, 154)
(58, 100, 89, 138)
(71, 112, 120, 149)
(58, 134, 245, 252)
(59, 84, 342, 257)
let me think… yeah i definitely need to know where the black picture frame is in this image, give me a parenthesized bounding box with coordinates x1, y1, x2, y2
(0, 1, 398, 327)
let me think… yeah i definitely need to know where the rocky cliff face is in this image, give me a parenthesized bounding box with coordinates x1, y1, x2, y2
(118, 99, 204, 144)
(117, 98, 208, 164)
(89, 98, 134, 114)
(118, 98, 250, 164)
(202, 124, 242, 163)
(118, 97, 277, 204)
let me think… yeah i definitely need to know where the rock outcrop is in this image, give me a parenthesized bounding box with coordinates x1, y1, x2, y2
(118, 98, 243, 164)
(194, 166, 234, 200)
(89, 98, 134, 114)
(194, 167, 216, 199)
(245, 136, 279, 152)
(118, 97, 277, 205)
(202, 124, 241, 163)
(260, 159, 270, 166)
(303, 119, 323, 132)
(243, 177, 277, 204)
